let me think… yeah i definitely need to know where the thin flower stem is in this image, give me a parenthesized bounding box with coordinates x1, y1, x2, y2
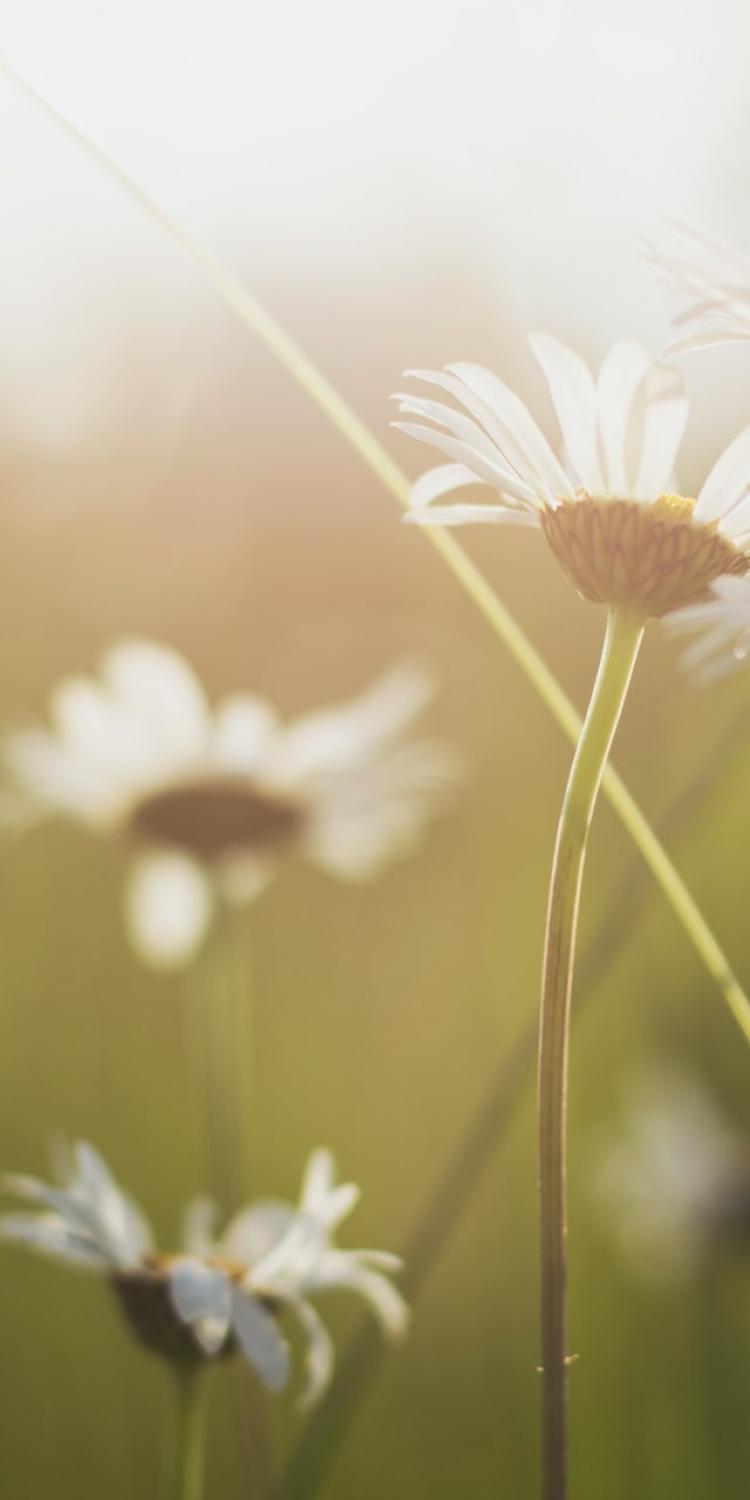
(3, 56, 750, 1048)
(538, 606, 644, 1500)
(285, 699, 750, 1499)
(202, 914, 254, 1214)
(170, 1367, 209, 1500)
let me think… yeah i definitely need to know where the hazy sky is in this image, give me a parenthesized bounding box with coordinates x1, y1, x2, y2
(2, 0, 750, 443)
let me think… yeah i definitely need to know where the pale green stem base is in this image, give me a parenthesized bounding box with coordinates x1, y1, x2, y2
(169, 1368, 209, 1500)
(538, 607, 644, 1500)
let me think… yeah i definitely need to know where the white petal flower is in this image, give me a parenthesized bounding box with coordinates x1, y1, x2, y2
(3, 641, 462, 969)
(646, 223, 750, 352)
(395, 336, 750, 620)
(593, 1071, 750, 1280)
(669, 575, 750, 683)
(2, 1140, 407, 1404)
(171, 1147, 408, 1404)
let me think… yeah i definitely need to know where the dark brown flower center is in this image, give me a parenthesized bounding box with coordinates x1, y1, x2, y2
(112, 1268, 236, 1365)
(131, 777, 306, 861)
(541, 494, 749, 618)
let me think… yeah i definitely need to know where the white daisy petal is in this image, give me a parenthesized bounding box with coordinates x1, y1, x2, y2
(404, 503, 540, 528)
(169, 1258, 232, 1323)
(694, 424, 750, 527)
(125, 852, 213, 970)
(222, 1202, 297, 1264)
(290, 1297, 335, 1408)
(529, 334, 604, 493)
(103, 640, 210, 764)
(596, 341, 654, 492)
(392, 421, 533, 502)
(231, 1290, 290, 1391)
(211, 696, 279, 774)
(445, 361, 570, 498)
(310, 1251, 410, 1337)
(409, 461, 488, 511)
(0, 1213, 114, 1269)
(631, 360, 689, 500)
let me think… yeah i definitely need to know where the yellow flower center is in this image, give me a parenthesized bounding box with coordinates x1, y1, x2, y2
(131, 777, 306, 860)
(540, 494, 748, 618)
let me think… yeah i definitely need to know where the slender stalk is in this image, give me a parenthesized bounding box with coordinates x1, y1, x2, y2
(197, 913, 255, 1214)
(538, 607, 644, 1499)
(170, 1367, 209, 1500)
(3, 55, 750, 1046)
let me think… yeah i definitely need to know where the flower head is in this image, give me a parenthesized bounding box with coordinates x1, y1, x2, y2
(1, 1141, 408, 1404)
(593, 1070, 750, 1280)
(646, 223, 750, 352)
(394, 337, 750, 619)
(3, 641, 461, 968)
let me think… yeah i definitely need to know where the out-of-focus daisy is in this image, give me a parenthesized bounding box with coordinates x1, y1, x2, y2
(3, 640, 461, 968)
(593, 1071, 750, 1280)
(394, 337, 750, 619)
(646, 223, 750, 353)
(670, 574, 750, 682)
(1, 1140, 408, 1405)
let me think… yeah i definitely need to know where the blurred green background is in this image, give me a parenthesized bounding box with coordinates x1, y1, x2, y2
(4, 1, 750, 1492)
(2, 272, 750, 1498)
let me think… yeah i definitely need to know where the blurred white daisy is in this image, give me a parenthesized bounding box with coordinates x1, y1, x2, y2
(394, 336, 750, 619)
(1, 1140, 408, 1405)
(670, 574, 750, 683)
(3, 640, 461, 968)
(646, 223, 750, 353)
(593, 1070, 750, 1280)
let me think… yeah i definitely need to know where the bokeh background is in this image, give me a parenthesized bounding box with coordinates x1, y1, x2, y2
(3, 0, 750, 1495)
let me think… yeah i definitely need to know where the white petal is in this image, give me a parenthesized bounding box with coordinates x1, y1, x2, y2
(596, 341, 653, 491)
(0, 1213, 112, 1269)
(290, 1297, 335, 1409)
(392, 421, 534, 504)
(444, 361, 570, 498)
(395, 393, 523, 476)
(694, 424, 750, 527)
(125, 852, 213, 970)
(221, 1201, 297, 1264)
(310, 1251, 410, 1338)
(103, 640, 210, 765)
(630, 361, 689, 499)
(169, 1259, 232, 1354)
(3, 731, 118, 822)
(530, 334, 604, 493)
(404, 503, 540, 528)
(231, 1290, 290, 1391)
(211, 696, 279, 774)
(300, 1150, 360, 1228)
(277, 662, 437, 783)
(73, 1142, 153, 1263)
(409, 462, 486, 511)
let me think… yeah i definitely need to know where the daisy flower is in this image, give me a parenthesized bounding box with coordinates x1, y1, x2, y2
(394, 336, 750, 620)
(593, 1071, 750, 1280)
(0, 1140, 408, 1405)
(646, 222, 750, 352)
(2, 641, 461, 968)
(670, 574, 750, 682)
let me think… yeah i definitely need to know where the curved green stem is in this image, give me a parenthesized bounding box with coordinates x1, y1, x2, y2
(538, 607, 644, 1499)
(170, 1367, 209, 1500)
(3, 55, 749, 1049)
